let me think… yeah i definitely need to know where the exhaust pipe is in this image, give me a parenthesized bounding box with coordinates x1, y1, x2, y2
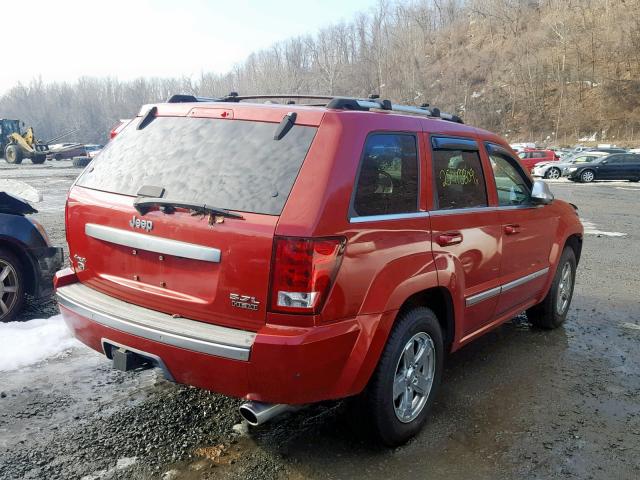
(238, 401, 298, 426)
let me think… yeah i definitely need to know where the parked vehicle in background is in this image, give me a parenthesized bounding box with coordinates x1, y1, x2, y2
(509, 142, 536, 153)
(630, 148, 640, 154)
(567, 153, 640, 182)
(532, 151, 608, 179)
(585, 147, 627, 154)
(48, 143, 87, 160)
(54, 93, 583, 446)
(517, 149, 560, 171)
(85, 144, 104, 158)
(0, 192, 64, 322)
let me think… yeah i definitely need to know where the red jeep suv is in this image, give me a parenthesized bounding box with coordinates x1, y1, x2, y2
(517, 149, 560, 171)
(55, 94, 583, 445)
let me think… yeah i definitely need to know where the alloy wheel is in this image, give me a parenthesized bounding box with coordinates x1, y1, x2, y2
(556, 262, 573, 315)
(393, 332, 435, 423)
(0, 260, 19, 320)
(581, 170, 595, 182)
(548, 168, 561, 179)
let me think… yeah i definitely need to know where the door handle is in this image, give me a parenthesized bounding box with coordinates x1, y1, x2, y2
(504, 224, 521, 235)
(436, 232, 463, 246)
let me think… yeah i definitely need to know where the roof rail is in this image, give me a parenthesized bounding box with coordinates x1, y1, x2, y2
(165, 93, 463, 123)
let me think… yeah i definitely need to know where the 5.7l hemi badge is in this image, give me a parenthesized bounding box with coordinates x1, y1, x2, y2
(230, 293, 260, 311)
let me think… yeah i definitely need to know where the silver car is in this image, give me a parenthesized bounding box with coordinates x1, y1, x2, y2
(532, 151, 609, 179)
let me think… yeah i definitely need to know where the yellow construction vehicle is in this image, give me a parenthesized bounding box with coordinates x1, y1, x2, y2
(1, 120, 49, 164)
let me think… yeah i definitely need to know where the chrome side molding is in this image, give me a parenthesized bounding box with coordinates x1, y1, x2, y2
(85, 223, 221, 263)
(465, 267, 550, 307)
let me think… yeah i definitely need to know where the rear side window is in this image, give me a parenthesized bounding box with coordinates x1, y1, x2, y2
(76, 116, 317, 215)
(432, 142, 488, 210)
(352, 134, 419, 217)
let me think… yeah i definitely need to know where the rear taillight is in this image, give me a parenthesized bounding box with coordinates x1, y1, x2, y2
(269, 237, 346, 314)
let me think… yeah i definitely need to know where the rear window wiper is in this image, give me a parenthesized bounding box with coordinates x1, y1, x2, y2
(133, 197, 244, 219)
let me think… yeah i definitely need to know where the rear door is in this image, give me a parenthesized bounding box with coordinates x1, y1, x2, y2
(427, 136, 502, 337)
(67, 112, 318, 331)
(597, 154, 625, 179)
(484, 143, 555, 316)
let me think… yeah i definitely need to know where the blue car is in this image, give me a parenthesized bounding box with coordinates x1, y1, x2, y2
(0, 192, 64, 322)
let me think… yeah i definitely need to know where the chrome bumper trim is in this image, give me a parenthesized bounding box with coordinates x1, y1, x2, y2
(57, 283, 255, 361)
(85, 223, 221, 263)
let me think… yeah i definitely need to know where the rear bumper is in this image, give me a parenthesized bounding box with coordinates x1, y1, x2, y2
(55, 272, 392, 404)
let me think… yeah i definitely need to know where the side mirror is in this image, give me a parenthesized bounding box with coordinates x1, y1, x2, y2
(531, 180, 554, 205)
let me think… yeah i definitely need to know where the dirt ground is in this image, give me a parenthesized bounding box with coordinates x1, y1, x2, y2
(0, 160, 639, 480)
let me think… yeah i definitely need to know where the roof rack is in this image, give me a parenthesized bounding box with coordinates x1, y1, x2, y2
(165, 93, 463, 124)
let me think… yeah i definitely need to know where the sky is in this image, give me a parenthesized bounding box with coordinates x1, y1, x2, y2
(0, 0, 377, 95)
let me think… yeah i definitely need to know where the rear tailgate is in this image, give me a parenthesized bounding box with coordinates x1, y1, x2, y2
(66, 107, 320, 331)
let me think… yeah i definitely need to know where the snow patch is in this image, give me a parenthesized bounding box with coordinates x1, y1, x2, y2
(581, 220, 627, 238)
(582, 220, 627, 237)
(0, 315, 80, 372)
(80, 457, 138, 480)
(0, 179, 42, 203)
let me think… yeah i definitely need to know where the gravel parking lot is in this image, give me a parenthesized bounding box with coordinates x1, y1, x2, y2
(1, 161, 639, 480)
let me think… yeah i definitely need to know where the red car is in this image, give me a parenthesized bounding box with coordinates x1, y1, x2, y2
(55, 94, 583, 446)
(517, 149, 560, 171)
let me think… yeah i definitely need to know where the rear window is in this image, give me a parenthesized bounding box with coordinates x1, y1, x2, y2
(76, 116, 317, 215)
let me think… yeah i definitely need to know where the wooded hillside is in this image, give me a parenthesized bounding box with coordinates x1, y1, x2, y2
(1, 0, 639, 145)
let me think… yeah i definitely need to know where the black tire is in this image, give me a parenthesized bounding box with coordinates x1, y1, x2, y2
(355, 307, 444, 446)
(580, 169, 595, 183)
(0, 248, 25, 323)
(72, 156, 91, 168)
(4, 144, 23, 164)
(544, 167, 561, 180)
(31, 153, 46, 164)
(527, 247, 577, 329)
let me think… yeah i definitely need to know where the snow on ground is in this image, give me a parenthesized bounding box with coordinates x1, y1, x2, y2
(0, 315, 80, 372)
(0, 179, 42, 203)
(581, 220, 627, 237)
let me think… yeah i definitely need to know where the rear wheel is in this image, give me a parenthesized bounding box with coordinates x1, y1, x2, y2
(355, 307, 443, 446)
(0, 248, 25, 323)
(580, 169, 595, 183)
(545, 167, 561, 179)
(4, 144, 23, 164)
(527, 247, 576, 329)
(31, 153, 46, 164)
(72, 156, 91, 168)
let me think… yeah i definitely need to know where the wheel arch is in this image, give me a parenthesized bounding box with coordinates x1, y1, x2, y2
(564, 233, 583, 264)
(397, 287, 455, 352)
(0, 237, 37, 295)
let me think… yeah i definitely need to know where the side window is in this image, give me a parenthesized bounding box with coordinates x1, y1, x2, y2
(352, 133, 419, 217)
(488, 152, 532, 206)
(432, 143, 488, 210)
(607, 155, 622, 164)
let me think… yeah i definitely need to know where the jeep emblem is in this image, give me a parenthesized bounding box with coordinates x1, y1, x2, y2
(129, 215, 153, 232)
